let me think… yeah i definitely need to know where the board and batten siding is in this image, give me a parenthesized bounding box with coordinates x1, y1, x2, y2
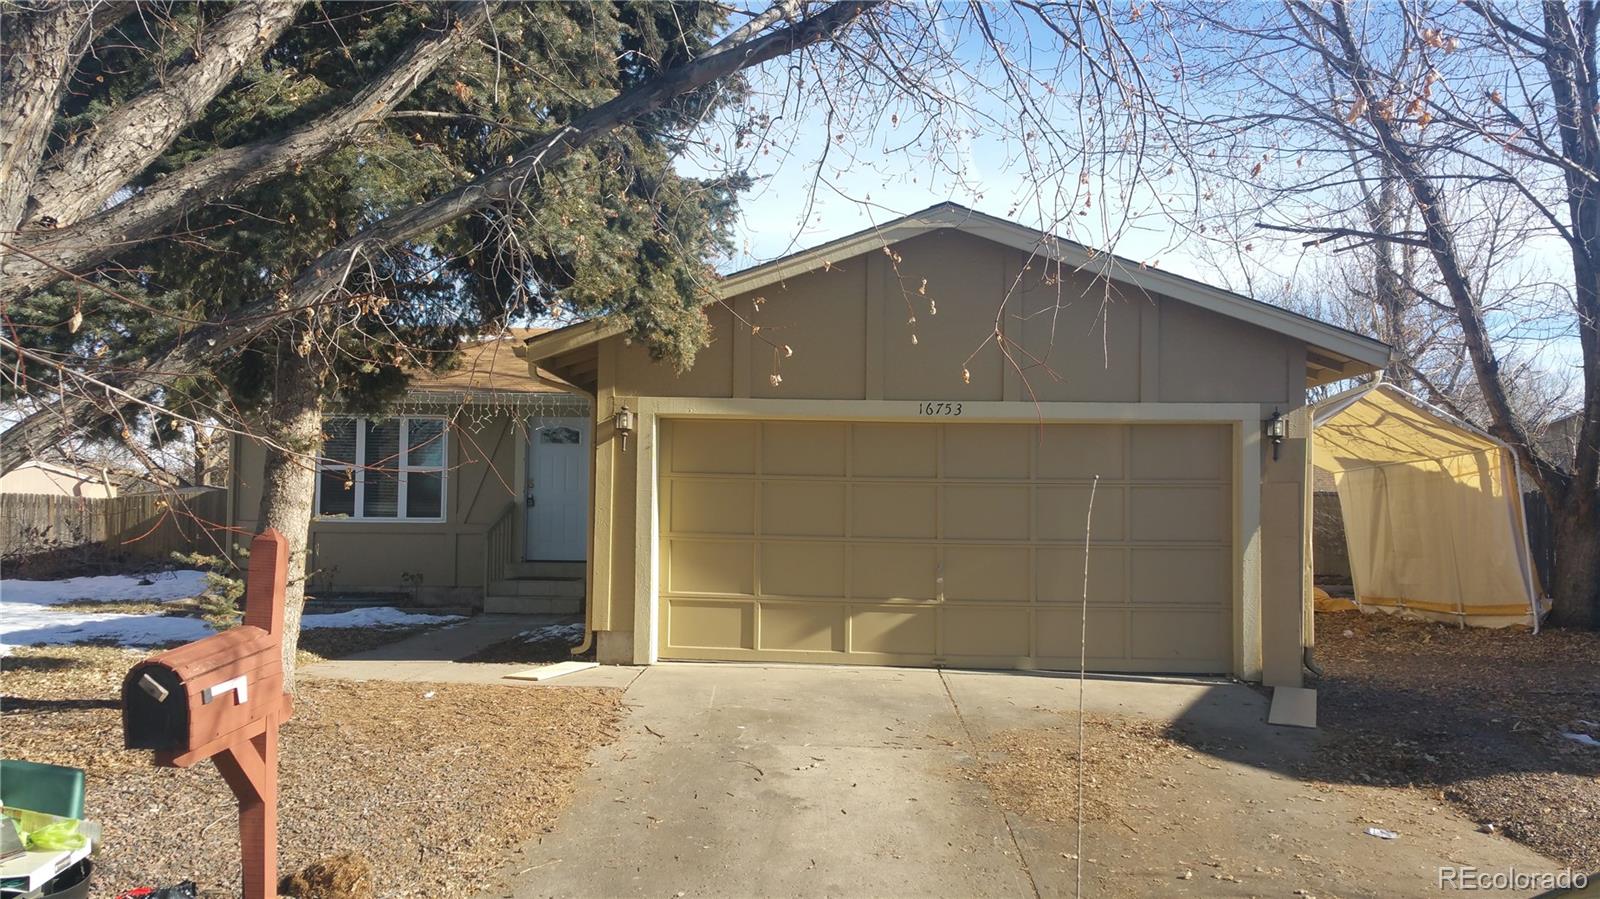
(588, 229, 1312, 685)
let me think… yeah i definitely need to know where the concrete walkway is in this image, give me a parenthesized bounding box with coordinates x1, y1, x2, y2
(300, 615, 639, 688)
(485, 664, 1560, 899)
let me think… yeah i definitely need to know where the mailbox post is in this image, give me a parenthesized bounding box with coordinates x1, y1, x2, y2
(123, 530, 294, 899)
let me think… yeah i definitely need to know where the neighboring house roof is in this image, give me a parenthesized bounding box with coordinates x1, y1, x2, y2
(520, 202, 1391, 385)
(404, 327, 586, 404)
(1534, 409, 1585, 475)
(0, 460, 118, 497)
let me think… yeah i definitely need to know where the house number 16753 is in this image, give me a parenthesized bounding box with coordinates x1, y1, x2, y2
(917, 402, 962, 416)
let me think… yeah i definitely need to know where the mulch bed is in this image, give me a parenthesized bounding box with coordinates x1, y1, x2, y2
(458, 634, 593, 665)
(295, 624, 437, 666)
(2, 645, 623, 898)
(1311, 610, 1600, 870)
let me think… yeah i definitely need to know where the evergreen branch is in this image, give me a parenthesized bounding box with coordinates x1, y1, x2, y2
(0, 0, 879, 474)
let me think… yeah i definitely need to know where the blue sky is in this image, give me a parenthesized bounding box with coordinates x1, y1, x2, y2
(669, 17, 1586, 409)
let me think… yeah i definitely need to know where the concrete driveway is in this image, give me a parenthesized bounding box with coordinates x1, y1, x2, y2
(487, 664, 1558, 898)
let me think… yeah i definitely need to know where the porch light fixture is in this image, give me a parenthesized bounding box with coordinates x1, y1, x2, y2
(614, 404, 636, 451)
(1265, 408, 1286, 461)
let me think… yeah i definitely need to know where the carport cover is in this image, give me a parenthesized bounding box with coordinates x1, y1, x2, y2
(1312, 383, 1543, 627)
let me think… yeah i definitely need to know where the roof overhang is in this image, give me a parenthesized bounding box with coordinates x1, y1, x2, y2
(522, 203, 1391, 386)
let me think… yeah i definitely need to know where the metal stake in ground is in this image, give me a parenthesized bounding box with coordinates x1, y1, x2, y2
(123, 529, 295, 899)
(1076, 474, 1098, 899)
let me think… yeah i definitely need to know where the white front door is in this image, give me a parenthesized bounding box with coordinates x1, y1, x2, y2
(525, 417, 589, 561)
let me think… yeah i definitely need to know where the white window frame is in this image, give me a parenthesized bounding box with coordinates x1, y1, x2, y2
(315, 415, 448, 523)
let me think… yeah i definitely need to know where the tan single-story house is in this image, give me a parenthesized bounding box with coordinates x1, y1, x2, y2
(229, 330, 594, 611)
(1, 460, 120, 498)
(521, 204, 1390, 687)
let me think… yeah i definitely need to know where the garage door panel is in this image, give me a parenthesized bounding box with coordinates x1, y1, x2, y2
(1035, 485, 1126, 542)
(667, 540, 753, 595)
(762, 421, 847, 476)
(760, 602, 845, 652)
(943, 545, 1029, 600)
(850, 606, 937, 655)
(942, 485, 1029, 540)
(1036, 425, 1125, 479)
(761, 541, 845, 597)
(1131, 547, 1229, 605)
(1034, 607, 1129, 661)
(850, 544, 937, 599)
(944, 606, 1031, 657)
(667, 420, 757, 474)
(1128, 486, 1229, 542)
(1035, 547, 1128, 604)
(852, 484, 937, 538)
(1128, 609, 1228, 663)
(667, 479, 754, 534)
(660, 419, 1235, 674)
(762, 481, 845, 536)
(1129, 424, 1230, 480)
(852, 424, 938, 477)
(667, 599, 752, 651)
(944, 425, 1029, 478)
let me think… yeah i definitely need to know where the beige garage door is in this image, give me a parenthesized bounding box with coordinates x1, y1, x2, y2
(658, 420, 1234, 673)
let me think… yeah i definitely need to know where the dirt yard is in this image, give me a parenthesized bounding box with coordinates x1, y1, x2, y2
(2, 644, 623, 898)
(1312, 610, 1600, 871)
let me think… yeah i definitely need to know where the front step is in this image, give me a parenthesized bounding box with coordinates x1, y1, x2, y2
(505, 561, 585, 579)
(489, 576, 584, 598)
(484, 595, 582, 614)
(486, 561, 585, 615)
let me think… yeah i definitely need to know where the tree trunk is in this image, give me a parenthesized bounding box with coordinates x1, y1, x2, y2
(254, 344, 324, 692)
(1548, 491, 1600, 629)
(0, 1, 90, 249)
(191, 422, 210, 488)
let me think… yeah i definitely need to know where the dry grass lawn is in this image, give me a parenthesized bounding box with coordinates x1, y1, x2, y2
(970, 714, 1188, 827)
(1312, 610, 1600, 871)
(2, 644, 623, 898)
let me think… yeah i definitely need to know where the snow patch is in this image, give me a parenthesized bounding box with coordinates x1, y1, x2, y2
(1561, 731, 1600, 749)
(518, 622, 585, 645)
(2, 607, 216, 656)
(1, 569, 215, 655)
(300, 607, 464, 629)
(2, 570, 209, 605)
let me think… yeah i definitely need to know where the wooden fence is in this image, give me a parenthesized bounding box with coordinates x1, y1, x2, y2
(1, 488, 231, 564)
(1523, 491, 1557, 593)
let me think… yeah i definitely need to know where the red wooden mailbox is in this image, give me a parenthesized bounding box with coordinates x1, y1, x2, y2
(123, 530, 294, 899)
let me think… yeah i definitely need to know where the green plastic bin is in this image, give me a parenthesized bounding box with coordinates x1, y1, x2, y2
(1, 760, 85, 819)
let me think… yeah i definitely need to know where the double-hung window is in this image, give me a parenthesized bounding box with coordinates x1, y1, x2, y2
(316, 416, 447, 521)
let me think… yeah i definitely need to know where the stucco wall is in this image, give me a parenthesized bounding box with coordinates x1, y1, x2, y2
(230, 409, 526, 605)
(590, 229, 1312, 684)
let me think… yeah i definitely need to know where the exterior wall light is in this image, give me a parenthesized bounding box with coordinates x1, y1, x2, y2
(614, 404, 636, 451)
(1265, 408, 1286, 461)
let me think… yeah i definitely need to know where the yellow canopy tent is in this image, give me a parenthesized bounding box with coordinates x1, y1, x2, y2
(1311, 381, 1545, 628)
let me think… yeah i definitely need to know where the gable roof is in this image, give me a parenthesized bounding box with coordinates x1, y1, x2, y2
(522, 202, 1390, 384)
